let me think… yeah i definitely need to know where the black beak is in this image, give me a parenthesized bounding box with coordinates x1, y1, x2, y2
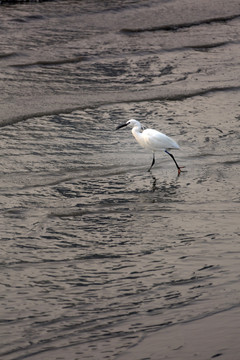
(116, 123, 128, 130)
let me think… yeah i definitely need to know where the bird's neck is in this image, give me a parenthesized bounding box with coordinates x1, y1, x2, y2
(132, 127, 145, 148)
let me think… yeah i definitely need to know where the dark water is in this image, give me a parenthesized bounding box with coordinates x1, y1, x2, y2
(0, 1, 240, 359)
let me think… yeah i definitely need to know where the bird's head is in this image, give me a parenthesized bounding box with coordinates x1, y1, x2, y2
(116, 119, 141, 130)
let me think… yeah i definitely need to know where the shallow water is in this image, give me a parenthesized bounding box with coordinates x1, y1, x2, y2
(0, 1, 240, 359)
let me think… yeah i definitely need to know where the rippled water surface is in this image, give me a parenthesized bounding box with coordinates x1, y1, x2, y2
(0, 1, 240, 359)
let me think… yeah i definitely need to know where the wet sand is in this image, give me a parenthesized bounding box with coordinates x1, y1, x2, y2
(0, 1, 240, 359)
(1, 0, 240, 127)
(117, 307, 240, 360)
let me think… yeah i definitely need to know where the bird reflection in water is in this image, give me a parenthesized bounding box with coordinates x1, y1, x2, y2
(149, 171, 180, 199)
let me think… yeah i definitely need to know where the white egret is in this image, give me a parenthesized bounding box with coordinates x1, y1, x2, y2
(116, 119, 184, 175)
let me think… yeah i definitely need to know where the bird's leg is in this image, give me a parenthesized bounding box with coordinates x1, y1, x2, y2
(148, 152, 155, 172)
(165, 150, 185, 176)
(151, 174, 157, 192)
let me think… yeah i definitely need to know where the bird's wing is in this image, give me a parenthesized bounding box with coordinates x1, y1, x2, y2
(142, 129, 179, 150)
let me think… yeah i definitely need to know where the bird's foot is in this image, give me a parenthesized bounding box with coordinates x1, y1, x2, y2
(177, 166, 185, 176)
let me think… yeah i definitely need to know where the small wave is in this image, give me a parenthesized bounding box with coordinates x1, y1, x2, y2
(0, 0, 52, 4)
(0, 52, 17, 59)
(2, 85, 240, 128)
(189, 41, 229, 51)
(11, 55, 84, 68)
(121, 85, 240, 102)
(121, 14, 240, 33)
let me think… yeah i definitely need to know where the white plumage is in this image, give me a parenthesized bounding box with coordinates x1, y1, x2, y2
(116, 119, 184, 174)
